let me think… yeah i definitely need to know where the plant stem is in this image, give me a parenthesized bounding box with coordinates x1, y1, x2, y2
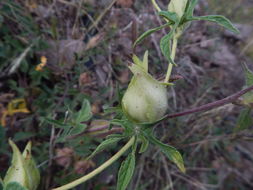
(164, 36, 178, 83)
(151, 0, 161, 11)
(52, 136, 135, 190)
(164, 84, 253, 119)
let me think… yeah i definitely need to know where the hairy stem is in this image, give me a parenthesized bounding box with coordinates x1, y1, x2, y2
(52, 136, 135, 190)
(164, 36, 178, 83)
(164, 85, 253, 119)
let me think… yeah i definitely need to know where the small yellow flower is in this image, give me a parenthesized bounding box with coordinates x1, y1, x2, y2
(35, 56, 47, 71)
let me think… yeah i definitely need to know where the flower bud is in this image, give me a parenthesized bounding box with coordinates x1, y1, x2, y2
(168, 0, 188, 19)
(122, 54, 168, 123)
(3, 140, 40, 190)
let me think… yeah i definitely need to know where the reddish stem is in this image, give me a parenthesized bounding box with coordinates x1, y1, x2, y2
(164, 85, 253, 119)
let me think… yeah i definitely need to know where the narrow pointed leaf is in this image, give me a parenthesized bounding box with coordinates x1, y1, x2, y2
(117, 153, 135, 190)
(139, 136, 149, 153)
(44, 118, 69, 128)
(160, 24, 178, 65)
(75, 99, 92, 122)
(134, 23, 169, 47)
(148, 134, 185, 173)
(184, 0, 198, 18)
(234, 108, 252, 132)
(158, 11, 178, 23)
(242, 62, 253, 86)
(188, 15, 239, 34)
(242, 63, 253, 105)
(88, 136, 123, 159)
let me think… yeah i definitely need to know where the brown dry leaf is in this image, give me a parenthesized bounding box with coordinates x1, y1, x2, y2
(85, 33, 104, 51)
(116, 0, 134, 7)
(74, 160, 95, 175)
(55, 147, 74, 168)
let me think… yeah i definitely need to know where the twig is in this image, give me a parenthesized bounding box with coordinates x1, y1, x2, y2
(87, 0, 117, 32)
(164, 85, 253, 120)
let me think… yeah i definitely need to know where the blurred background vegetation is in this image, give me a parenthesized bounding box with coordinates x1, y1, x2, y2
(0, 0, 253, 189)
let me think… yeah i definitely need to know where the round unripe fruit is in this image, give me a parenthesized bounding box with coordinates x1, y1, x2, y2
(122, 65, 168, 123)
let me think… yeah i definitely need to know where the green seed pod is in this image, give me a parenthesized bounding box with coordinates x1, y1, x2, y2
(168, 0, 188, 19)
(3, 140, 40, 190)
(122, 52, 168, 123)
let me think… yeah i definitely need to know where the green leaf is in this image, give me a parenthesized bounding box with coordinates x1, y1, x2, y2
(44, 118, 69, 128)
(184, 0, 198, 18)
(158, 11, 178, 23)
(4, 182, 28, 190)
(188, 15, 239, 34)
(138, 136, 149, 153)
(147, 134, 185, 173)
(75, 99, 92, 123)
(242, 62, 253, 86)
(88, 136, 124, 159)
(234, 108, 252, 132)
(69, 123, 87, 136)
(117, 153, 135, 190)
(110, 119, 133, 136)
(241, 63, 253, 106)
(134, 23, 169, 47)
(160, 24, 178, 65)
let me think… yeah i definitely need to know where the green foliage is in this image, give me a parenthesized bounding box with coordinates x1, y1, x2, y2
(138, 136, 149, 153)
(44, 99, 92, 142)
(0, 0, 247, 190)
(133, 23, 169, 47)
(187, 15, 239, 34)
(183, 0, 199, 19)
(145, 131, 185, 173)
(116, 149, 136, 190)
(234, 108, 252, 132)
(234, 63, 253, 132)
(88, 135, 124, 159)
(73, 99, 92, 123)
(159, 24, 178, 65)
(158, 11, 178, 23)
(134, 0, 239, 69)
